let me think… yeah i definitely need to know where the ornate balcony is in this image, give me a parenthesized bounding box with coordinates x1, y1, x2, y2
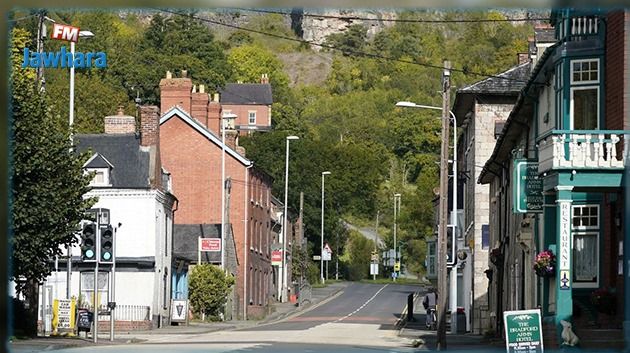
(538, 130, 629, 173)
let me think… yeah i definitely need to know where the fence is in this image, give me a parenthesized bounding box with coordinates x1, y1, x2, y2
(84, 304, 151, 321)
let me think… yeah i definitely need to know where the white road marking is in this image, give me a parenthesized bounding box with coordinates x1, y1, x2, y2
(334, 284, 389, 323)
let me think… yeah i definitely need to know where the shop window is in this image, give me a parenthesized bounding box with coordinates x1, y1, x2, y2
(573, 232, 599, 287)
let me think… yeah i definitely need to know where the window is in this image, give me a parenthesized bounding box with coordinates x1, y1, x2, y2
(572, 204, 599, 288)
(569, 59, 599, 130)
(248, 111, 256, 125)
(573, 233, 599, 287)
(571, 59, 599, 84)
(571, 87, 599, 130)
(80, 271, 109, 309)
(88, 168, 110, 187)
(572, 205, 599, 230)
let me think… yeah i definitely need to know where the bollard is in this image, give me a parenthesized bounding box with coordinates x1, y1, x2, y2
(407, 293, 414, 322)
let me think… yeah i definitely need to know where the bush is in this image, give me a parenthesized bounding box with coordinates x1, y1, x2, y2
(188, 264, 235, 320)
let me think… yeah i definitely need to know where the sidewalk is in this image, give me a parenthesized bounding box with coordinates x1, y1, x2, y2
(9, 281, 349, 350)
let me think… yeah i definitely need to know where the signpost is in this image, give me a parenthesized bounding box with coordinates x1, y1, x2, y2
(503, 309, 544, 353)
(514, 160, 543, 213)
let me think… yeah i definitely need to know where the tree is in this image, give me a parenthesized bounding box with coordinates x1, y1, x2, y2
(9, 28, 96, 336)
(188, 264, 235, 320)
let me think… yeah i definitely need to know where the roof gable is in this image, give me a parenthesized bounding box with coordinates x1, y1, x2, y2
(84, 153, 114, 169)
(160, 106, 251, 167)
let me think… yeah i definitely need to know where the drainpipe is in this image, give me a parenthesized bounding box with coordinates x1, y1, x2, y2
(624, 136, 630, 350)
(244, 162, 254, 320)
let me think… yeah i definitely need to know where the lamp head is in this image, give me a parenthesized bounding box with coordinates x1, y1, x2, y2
(395, 101, 416, 108)
(287, 135, 299, 140)
(79, 30, 95, 38)
(322, 171, 331, 176)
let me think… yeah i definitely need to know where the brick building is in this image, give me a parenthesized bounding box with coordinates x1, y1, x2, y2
(158, 70, 277, 320)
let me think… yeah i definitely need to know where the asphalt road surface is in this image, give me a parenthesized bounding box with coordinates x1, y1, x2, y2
(18, 282, 425, 353)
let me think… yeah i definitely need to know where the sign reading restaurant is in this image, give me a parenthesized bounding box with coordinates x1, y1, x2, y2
(503, 309, 544, 353)
(514, 159, 543, 213)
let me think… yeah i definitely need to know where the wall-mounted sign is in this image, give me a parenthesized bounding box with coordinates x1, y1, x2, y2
(503, 309, 544, 353)
(513, 160, 543, 213)
(271, 250, 283, 266)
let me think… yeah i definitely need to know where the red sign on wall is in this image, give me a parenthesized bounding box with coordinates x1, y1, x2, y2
(199, 238, 221, 252)
(271, 250, 282, 266)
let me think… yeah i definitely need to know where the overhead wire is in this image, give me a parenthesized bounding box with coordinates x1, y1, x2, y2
(154, 8, 532, 84)
(229, 7, 550, 23)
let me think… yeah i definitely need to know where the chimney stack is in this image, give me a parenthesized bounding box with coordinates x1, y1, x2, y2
(140, 105, 160, 147)
(104, 106, 136, 134)
(159, 70, 193, 114)
(207, 93, 222, 135)
(191, 84, 210, 126)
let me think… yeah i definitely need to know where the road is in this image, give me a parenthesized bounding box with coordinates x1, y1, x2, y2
(21, 282, 424, 353)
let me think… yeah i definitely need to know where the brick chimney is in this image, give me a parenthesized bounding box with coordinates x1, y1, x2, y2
(159, 70, 193, 114)
(104, 106, 136, 134)
(191, 84, 210, 125)
(140, 105, 160, 147)
(207, 93, 222, 135)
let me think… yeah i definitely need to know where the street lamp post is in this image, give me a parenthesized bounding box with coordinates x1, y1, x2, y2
(393, 193, 401, 281)
(321, 171, 331, 284)
(282, 136, 299, 302)
(67, 29, 94, 301)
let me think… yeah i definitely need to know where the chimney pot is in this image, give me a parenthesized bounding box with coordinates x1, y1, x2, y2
(192, 85, 197, 93)
(213, 93, 220, 102)
(117, 105, 125, 115)
(199, 85, 205, 94)
(166, 71, 172, 79)
(181, 70, 188, 78)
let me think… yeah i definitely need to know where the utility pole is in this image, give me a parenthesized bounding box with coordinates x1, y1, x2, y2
(437, 60, 451, 350)
(374, 210, 379, 281)
(35, 10, 46, 92)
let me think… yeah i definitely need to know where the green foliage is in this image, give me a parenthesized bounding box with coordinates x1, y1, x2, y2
(188, 264, 235, 320)
(227, 44, 291, 103)
(9, 28, 96, 294)
(324, 24, 368, 56)
(340, 230, 375, 281)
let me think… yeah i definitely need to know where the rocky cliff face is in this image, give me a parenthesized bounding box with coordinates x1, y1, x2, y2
(296, 9, 398, 50)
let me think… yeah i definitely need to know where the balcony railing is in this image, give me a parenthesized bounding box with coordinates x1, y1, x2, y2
(558, 15, 603, 42)
(538, 130, 629, 173)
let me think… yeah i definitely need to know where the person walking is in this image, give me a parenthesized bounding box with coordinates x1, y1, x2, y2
(422, 287, 438, 329)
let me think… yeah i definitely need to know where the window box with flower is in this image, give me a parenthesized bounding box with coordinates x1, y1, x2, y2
(533, 249, 556, 277)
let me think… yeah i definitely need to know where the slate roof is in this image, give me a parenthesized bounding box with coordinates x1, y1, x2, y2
(452, 62, 532, 122)
(173, 224, 223, 264)
(219, 83, 273, 105)
(75, 133, 150, 188)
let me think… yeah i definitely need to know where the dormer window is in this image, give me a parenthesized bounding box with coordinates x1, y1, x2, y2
(83, 153, 114, 187)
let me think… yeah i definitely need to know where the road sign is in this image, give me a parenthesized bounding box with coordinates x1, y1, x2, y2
(370, 263, 379, 275)
(271, 250, 283, 266)
(323, 243, 332, 261)
(170, 299, 188, 323)
(199, 238, 221, 252)
(503, 309, 543, 353)
(371, 253, 379, 261)
(313, 255, 322, 260)
(394, 262, 401, 271)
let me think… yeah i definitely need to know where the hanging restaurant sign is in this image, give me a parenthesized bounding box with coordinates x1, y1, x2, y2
(513, 159, 543, 213)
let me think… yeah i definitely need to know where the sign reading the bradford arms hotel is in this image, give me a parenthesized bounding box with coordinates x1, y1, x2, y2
(514, 159, 543, 213)
(504, 309, 544, 353)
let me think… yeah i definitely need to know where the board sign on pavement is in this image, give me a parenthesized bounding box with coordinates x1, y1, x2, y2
(503, 309, 544, 353)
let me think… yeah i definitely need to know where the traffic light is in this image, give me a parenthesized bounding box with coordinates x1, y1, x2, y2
(81, 222, 97, 262)
(99, 225, 114, 263)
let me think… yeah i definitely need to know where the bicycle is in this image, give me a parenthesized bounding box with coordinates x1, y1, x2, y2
(426, 307, 437, 330)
